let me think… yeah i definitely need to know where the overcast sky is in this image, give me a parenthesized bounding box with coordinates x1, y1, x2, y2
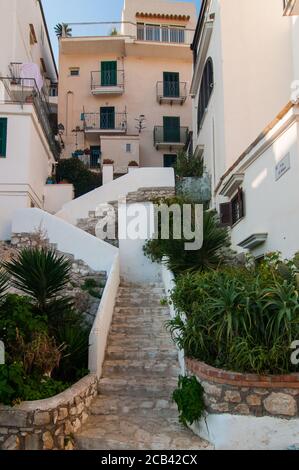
(41, 0, 201, 63)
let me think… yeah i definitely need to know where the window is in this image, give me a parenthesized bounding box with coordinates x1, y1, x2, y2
(197, 58, 214, 132)
(70, 68, 80, 76)
(100, 107, 115, 129)
(40, 58, 47, 74)
(101, 61, 117, 86)
(163, 154, 177, 168)
(163, 72, 180, 98)
(219, 188, 245, 226)
(126, 143, 132, 153)
(137, 22, 185, 43)
(29, 24, 37, 45)
(163, 116, 180, 143)
(0, 118, 8, 157)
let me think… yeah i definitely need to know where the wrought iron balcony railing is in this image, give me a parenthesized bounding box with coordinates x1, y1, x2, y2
(0, 76, 60, 159)
(83, 112, 127, 133)
(154, 126, 189, 149)
(91, 69, 124, 94)
(156, 81, 187, 104)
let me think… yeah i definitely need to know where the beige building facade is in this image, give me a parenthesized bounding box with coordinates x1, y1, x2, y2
(58, 0, 196, 173)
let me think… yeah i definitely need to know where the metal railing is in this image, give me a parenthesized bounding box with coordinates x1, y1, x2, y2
(64, 21, 195, 45)
(156, 81, 187, 102)
(154, 126, 189, 146)
(0, 76, 60, 159)
(91, 69, 124, 92)
(83, 112, 127, 132)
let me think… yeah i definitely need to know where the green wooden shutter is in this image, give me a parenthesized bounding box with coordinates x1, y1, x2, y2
(0, 118, 8, 157)
(100, 107, 115, 129)
(101, 61, 117, 86)
(163, 116, 180, 143)
(163, 72, 179, 98)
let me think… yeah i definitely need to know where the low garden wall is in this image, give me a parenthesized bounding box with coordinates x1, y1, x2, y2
(186, 358, 299, 418)
(0, 374, 97, 451)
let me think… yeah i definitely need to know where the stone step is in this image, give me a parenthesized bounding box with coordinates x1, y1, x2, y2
(75, 414, 210, 451)
(109, 324, 169, 335)
(103, 359, 180, 377)
(98, 377, 177, 398)
(106, 346, 178, 361)
(113, 306, 169, 314)
(107, 337, 174, 349)
(118, 287, 165, 294)
(90, 395, 178, 417)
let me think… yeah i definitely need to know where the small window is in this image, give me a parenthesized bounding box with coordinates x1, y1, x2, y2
(197, 58, 214, 132)
(0, 118, 8, 157)
(29, 24, 37, 45)
(40, 58, 47, 74)
(126, 143, 132, 153)
(70, 68, 80, 77)
(219, 188, 245, 227)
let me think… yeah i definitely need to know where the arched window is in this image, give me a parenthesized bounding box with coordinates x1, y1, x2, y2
(197, 58, 214, 132)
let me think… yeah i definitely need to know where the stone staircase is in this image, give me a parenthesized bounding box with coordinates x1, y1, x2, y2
(75, 282, 210, 450)
(76, 186, 175, 248)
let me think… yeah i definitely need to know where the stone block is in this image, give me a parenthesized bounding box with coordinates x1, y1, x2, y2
(34, 411, 51, 426)
(264, 393, 297, 417)
(42, 432, 54, 450)
(25, 433, 40, 450)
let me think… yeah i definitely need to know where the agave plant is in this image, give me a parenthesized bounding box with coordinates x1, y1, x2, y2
(54, 23, 72, 38)
(3, 248, 71, 315)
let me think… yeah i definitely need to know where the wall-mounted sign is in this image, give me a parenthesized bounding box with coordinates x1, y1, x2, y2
(275, 153, 291, 181)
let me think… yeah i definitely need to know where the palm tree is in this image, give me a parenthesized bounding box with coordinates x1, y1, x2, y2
(110, 27, 118, 36)
(0, 269, 8, 305)
(54, 23, 72, 39)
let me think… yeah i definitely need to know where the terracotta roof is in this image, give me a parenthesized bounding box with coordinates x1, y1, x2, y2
(136, 12, 190, 21)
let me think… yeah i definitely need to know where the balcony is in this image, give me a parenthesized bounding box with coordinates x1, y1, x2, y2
(136, 24, 194, 45)
(91, 69, 124, 95)
(154, 126, 189, 150)
(83, 111, 127, 135)
(156, 81, 187, 105)
(60, 22, 195, 59)
(0, 75, 60, 159)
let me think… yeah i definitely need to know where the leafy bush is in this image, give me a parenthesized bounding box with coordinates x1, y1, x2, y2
(0, 363, 69, 405)
(168, 258, 299, 374)
(174, 150, 204, 178)
(56, 158, 102, 197)
(143, 198, 231, 275)
(172, 375, 205, 427)
(82, 278, 104, 298)
(0, 295, 47, 355)
(55, 323, 89, 382)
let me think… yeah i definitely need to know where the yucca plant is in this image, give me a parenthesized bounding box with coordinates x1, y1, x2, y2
(3, 248, 71, 315)
(54, 23, 72, 38)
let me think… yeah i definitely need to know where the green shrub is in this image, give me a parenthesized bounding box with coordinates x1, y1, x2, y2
(55, 323, 89, 382)
(82, 278, 104, 298)
(56, 158, 102, 197)
(174, 150, 204, 178)
(0, 295, 47, 356)
(0, 363, 69, 405)
(172, 375, 205, 427)
(143, 199, 231, 275)
(168, 259, 299, 374)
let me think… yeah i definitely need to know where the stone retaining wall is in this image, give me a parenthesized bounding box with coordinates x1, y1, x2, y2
(0, 374, 98, 450)
(186, 358, 299, 419)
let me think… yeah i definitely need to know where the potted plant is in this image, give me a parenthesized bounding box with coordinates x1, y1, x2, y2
(128, 160, 139, 173)
(102, 159, 114, 165)
(175, 150, 211, 203)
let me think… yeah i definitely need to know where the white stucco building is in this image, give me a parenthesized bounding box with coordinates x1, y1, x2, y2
(191, 0, 299, 259)
(0, 0, 73, 240)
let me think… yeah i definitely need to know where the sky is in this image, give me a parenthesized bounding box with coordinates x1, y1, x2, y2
(41, 0, 201, 63)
